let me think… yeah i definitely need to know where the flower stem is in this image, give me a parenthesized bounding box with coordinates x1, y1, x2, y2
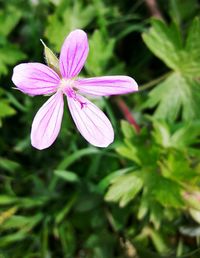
(116, 97, 140, 133)
(144, 0, 163, 20)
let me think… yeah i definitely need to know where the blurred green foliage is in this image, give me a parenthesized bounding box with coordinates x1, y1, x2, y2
(0, 0, 200, 257)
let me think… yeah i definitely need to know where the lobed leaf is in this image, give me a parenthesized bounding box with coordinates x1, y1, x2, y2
(105, 171, 143, 207)
(144, 73, 200, 122)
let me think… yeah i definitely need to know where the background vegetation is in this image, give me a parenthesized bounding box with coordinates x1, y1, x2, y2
(0, 0, 200, 257)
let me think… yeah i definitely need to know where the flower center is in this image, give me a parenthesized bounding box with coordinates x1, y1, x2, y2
(59, 78, 86, 109)
(59, 78, 75, 94)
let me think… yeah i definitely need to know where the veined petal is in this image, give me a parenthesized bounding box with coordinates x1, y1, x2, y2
(67, 94, 114, 147)
(12, 63, 60, 96)
(75, 76, 138, 96)
(31, 92, 64, 150)
(59, 29, 89, 78)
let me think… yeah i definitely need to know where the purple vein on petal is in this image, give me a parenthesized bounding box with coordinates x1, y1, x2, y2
(36, 93, 59, 132)
(68, 42, 78, 77)
(67, 94, 114, 147)
(31, 92, 64, 149)
(40, 94, 62, 140)
(71, 44, 87, 77)
(67, 98, 94, 139)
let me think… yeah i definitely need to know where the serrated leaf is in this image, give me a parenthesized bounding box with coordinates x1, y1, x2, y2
(143, 169, 184, 209)
(105, 171, 143, 207)
(183, 17, 200, 76)
(142, 19, 183, 70)
(152, 120, 171, 148)
(144, 73, 200, 122)
(98, 167, 134, 193)
(170, 121, 200, 149)
(45, 1, 95, 51)
(143, 18, 200, 122)
(85, 30, 115, 76)
(152, 119, 200, 149)
(160, 151, 198, 183)
(143, 17, 200, 77)
(116, 145, 141, 165)
(153, 178, 184, 208)
(121, 120, 137, 139)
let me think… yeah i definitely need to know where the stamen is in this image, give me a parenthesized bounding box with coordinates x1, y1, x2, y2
(59, 79, 87, 109)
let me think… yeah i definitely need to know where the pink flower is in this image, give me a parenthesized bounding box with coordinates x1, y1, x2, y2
(12, 30, 138, 150)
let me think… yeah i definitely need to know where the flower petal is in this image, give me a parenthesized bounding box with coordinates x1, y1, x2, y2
(59, 29, 89, 78)
(31, 92, 64, 150)
(12, 63, 60, 96)
(67, 94, 114, 147)
(75, 76, 138, 96)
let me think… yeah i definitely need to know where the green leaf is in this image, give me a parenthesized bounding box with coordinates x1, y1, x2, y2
(169, 0, 199, 25)
(105, 171, 143, 207)
(0, 195, 18, 205)
(0, 158, 20, 172)
(0, 100, 16, 118)
(45, 1, 95, 51)
(0, 232, 27, 248)
(170, 121, 200, 149)
(85, 30, 115, 76)
(0, 207, 17, 225)
(0, 6, 22, 37)
(144, 73, 200, 122)
(152, 120, 171, 148)
(1, 214, 43, 233)
(153, 178, 184, 208)
(160, 151, 198, 183)
(0, 43, 26, 76)
(142, 19, 183, 70)
(121, 120, 137, 139)
(116, 144, 141, 165)
(143, 18, 200, 121)
(54, 170, 79, 183)
(183, 17, 200, 76)
(98, 167, 134, 193)
(148, 228, 170, 254)
(1, 215, 39, 230)
(152, 119, 200, 149)
(142, 170, 184, 209)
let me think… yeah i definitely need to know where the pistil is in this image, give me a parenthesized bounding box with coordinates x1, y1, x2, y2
(59, 78, 86, 109)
